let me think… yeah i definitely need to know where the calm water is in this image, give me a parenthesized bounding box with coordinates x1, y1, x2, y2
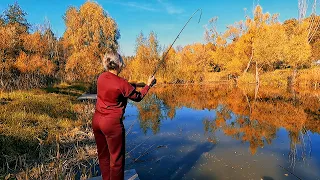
(123, 85, 320, 180)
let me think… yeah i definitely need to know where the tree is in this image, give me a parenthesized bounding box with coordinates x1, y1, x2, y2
(176, 43, 212, 82)
(305, 15, 320, 60)
(0, 2, 30, 89)
(285, 22, 311, 85)
(253, 18, 288, 72)
(311, 40, 320, 60)
(3, 2, 29, 33)
(128, 31, 160, 82)
(0, 2, 62, 90)
(63, 1, 120, 81)
(0, 15, 4, 26)
(158, 47, 177, 83)
(284, 18, 299, 37)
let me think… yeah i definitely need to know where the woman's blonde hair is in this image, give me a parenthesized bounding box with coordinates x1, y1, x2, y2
(102, 50, 124, 71)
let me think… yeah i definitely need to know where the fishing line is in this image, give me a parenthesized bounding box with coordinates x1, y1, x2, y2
(151, 8, 203, 77)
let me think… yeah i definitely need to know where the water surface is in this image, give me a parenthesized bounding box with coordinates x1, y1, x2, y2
(123, 85, 320, 180)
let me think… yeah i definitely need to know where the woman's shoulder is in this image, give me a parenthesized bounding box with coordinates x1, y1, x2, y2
(118, 76, 131, 85)
(97, 72, 108, 78)
(98, 72, 130, 85)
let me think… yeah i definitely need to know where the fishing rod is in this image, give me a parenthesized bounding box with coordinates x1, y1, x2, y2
(151, 8, 203, 77)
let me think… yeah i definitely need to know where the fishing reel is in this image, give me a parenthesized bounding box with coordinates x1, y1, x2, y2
(150, 78, 157, 87)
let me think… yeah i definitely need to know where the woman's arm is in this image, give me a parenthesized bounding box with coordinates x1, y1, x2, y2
(122, 76, 155, 102)
(128, 85, 150, 102)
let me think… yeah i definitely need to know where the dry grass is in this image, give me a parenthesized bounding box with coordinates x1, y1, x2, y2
(0, 84, 99, 179)
(202, 72, 230, 82)
(238, 68, 320, 89)
(238, 73, 256, 85)
(296, 67, 320, 89)
(260, 70, 291, 87)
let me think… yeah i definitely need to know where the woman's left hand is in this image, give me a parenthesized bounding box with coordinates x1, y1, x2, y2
(147, 76, 156, 87)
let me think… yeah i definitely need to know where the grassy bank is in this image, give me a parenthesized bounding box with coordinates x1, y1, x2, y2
(0, 83, 98, 179)
(237, 67, 320, 88)
(127, 67, 320, 90)
(1, 70, 319, 179)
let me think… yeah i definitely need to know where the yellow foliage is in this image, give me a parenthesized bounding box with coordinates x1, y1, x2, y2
(15, 52, 54, 75)
(238, 73, 256, 85)
(297, 67, 320, 88)
(260, 70, 291, 87)
(63, 1, 119, 82)
(285, 22, 312, 68)
(1, 2, 320, 88)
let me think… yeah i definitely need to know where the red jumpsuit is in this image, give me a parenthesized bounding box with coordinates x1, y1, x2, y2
(92, 72, 150, 180)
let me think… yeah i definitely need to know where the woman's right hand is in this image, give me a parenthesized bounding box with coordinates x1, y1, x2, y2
(147, 76, 156, 87)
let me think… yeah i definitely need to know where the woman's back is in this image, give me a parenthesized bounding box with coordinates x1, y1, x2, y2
(95, 71, 134, 117)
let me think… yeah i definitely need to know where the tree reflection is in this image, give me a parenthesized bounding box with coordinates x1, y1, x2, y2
(134, 85, 319, 163)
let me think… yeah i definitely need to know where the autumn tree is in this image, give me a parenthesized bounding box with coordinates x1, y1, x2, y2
(157, 47, 177, 83)
(306, 15, 320, 61)
(63, 1, 120, 82)
(0, 3, 29, 89)
(176, 43, 212, 82)
(15, 28, 56, 75)
(282, 19, 312, 85)
(0, 2, 62, 90)
(3, 2, 29, 33)
(1, 2, 29, 64)
(252, 10, 288, 84)
(207, 6, 295, 86)
(205, 17, 233, 72)
(124, 31, 160, 82)
(285, 22, 311, 67)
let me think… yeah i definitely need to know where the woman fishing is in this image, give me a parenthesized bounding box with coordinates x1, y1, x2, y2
(92, 50, 156, 180)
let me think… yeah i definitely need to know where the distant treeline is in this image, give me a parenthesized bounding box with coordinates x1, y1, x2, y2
(0, 2, 319, 90)
(122, 6, 320, 87)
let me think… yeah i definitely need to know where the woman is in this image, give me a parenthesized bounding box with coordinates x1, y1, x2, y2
(92, 50, 155, 180)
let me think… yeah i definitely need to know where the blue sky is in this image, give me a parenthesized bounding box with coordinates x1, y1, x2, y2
(0, 0, 309, 55)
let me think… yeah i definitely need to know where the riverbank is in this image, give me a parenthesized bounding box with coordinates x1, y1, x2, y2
(126, 67, 320, 90)
(0, 84, 98, 179)
(1, 79, 319, 179)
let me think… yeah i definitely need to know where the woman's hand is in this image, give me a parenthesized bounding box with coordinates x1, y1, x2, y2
(147, 76, 156, 87)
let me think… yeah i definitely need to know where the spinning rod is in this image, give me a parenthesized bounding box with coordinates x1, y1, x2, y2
(151, 8, 203, 77)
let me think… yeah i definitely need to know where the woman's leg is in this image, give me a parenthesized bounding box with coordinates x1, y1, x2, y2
(93, 113, 111, 180)
(106, 123, 125, 180)
(94, 113, 125, 180)
(93, 130, 111, 180)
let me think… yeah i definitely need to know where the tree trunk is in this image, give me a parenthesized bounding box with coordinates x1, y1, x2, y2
(291, 68, 298, 86)
(255, 61, 260, 86)
(243, 47, 254, 74)
(255, 61, 260, 100)
(0, 71, 4, 89)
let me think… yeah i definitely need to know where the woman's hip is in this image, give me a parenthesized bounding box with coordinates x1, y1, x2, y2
(92, 112, 124, 133)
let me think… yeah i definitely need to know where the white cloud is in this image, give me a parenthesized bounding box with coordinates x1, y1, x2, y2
(107, 1, 158, 12)
(157, 0, 184, 14)
(104, 0, 184, 14)
(123, 1, 158, 12)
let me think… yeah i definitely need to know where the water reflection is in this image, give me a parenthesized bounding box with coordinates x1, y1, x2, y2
(133, 85, 319, 165)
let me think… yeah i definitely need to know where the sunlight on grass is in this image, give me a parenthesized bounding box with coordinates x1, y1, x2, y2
(0, 86, 100, 179)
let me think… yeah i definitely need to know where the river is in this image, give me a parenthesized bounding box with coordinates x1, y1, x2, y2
(123, 84, 320, 180)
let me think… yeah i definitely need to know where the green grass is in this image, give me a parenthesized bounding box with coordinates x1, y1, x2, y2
(44, 82, 90, 96)
(0, 90, 79, 141)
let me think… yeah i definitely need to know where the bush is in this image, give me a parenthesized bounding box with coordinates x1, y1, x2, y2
(260, 70, 291, 87)
(238, 73, 256, 85)
(297, 67, 320, 88)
